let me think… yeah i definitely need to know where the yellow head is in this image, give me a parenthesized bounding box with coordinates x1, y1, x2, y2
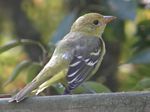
(71, 13, 116, 37)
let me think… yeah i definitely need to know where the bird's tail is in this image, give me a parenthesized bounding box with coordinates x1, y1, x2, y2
(9, 79, 39, 102)
(9, 63, 63, 103)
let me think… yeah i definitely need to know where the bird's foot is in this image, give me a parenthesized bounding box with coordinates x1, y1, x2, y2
(63, 88, 71, 95)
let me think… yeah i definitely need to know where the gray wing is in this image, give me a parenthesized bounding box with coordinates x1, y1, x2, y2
(66, 38, 102, 90)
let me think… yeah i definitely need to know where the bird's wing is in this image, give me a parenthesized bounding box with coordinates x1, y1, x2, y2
(66, 38, 102, 90)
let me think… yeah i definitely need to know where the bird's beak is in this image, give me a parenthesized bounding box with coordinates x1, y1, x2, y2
(103, 16, 116, 24)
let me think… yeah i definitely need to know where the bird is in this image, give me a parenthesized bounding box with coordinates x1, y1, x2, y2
(9, 13, 116, 102)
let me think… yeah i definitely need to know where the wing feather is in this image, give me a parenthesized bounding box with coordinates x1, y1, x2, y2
(67, 44, 101, 90)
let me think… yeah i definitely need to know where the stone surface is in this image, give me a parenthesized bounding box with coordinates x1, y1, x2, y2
(0, 92, 150, 112)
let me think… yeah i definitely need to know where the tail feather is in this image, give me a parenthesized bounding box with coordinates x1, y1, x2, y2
(9, 80, 39, 102)
(9, 67, 52, 102)
(9, 63, 66, 102)
(9, 56, 68, 103)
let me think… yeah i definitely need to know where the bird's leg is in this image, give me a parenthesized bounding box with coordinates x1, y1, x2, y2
(81, 83, 96, 93)
(63, 87, 72, 95)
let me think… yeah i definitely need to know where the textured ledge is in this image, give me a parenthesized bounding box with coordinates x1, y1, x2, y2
(0, 92, 150, 112)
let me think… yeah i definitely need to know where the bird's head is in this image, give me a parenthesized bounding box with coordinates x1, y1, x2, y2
(71, 13, 116, 37)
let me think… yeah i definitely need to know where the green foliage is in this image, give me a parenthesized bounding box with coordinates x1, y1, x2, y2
(22, 0, 65, 43)
(50, 9, 78, 44)
(73, 81, 111, 94)
(27, 62, 42, 83)
(3, 60, 32, 86)
(0, 40, 22, 54)
(127, 48, 150, 64)
(0, 39, 47, 55)
(52, 81, 111, 95)
(0, 39, 45, 88)
(3, 59, 42, 87)
(134, 78, 150, 90)
(108, 0, 137, 20)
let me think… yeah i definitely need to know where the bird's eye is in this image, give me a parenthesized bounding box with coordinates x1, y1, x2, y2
(93, 20, 99, 25)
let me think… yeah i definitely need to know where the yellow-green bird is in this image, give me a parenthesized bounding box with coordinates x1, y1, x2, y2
(9, 13, 116, 102)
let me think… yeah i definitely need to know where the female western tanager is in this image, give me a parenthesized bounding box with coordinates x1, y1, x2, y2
(9, 13, 116, 102)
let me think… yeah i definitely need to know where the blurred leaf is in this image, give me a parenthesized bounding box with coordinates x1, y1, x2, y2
(0, 40, 21, 54)
(27, 62, 42, 83)
(134, 78, 150, 90)
(134, 20, 150, 51)
(104, 20, 125, 41)
(52, 83, 65, 94)
(3, 60, 32, 86)
(108, 0, 137, 20)
(0, 39, 46, 55)
(73, 81, 111, 94)
(49, 9, 78, 45)
(127, 48, 150, 64)
(52, 81, 110, 95)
